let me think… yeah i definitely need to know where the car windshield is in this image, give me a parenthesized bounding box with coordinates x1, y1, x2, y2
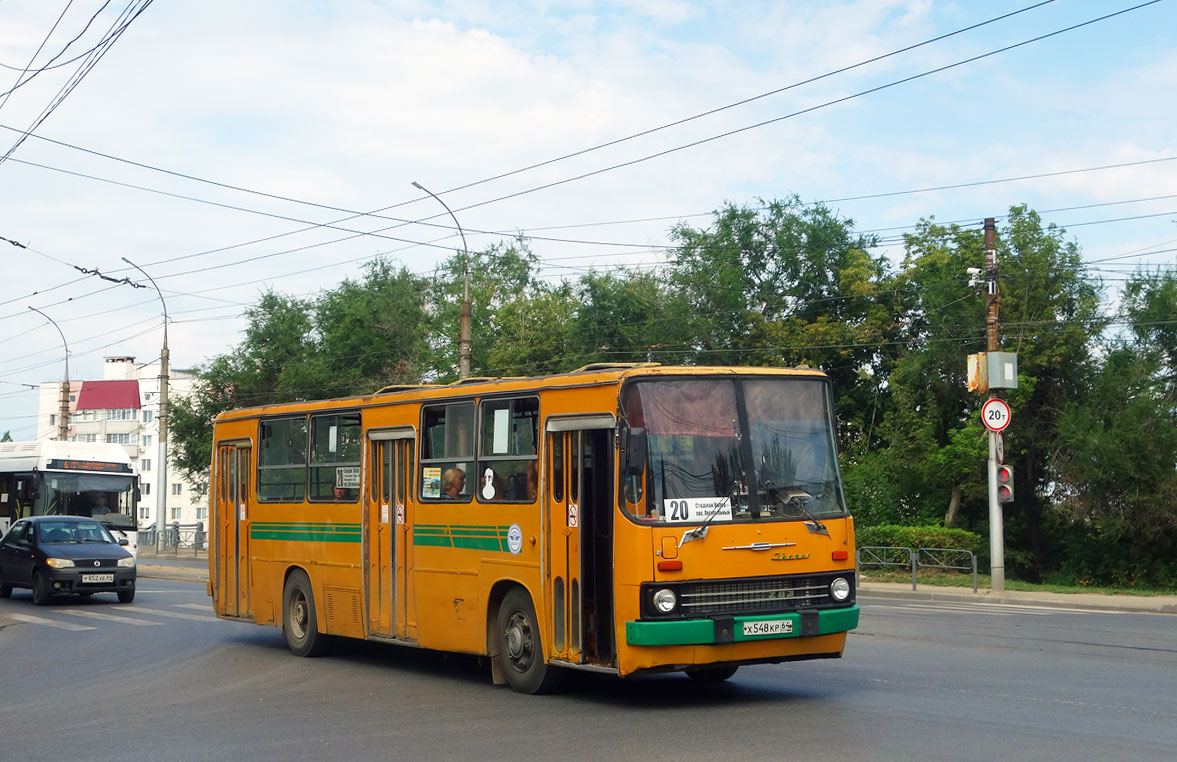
(39, 520, 115, 544)
(621, 376, 847, 524)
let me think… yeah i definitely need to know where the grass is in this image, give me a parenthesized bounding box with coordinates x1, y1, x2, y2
(859, 568, 1177, 597)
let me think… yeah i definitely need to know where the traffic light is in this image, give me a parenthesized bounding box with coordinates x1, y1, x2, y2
(997, 465, 1014, 503)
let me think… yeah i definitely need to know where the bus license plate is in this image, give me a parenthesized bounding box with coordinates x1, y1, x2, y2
(82, 573, 114, 584)
(742, 619, 793, 636)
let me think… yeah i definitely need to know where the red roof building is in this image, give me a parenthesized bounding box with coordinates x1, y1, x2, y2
(74, 380, 141, 411)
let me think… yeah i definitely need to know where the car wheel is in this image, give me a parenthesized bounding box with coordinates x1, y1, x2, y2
(496, 588, 561, 694)
(117, 589, 135, 604)
(282, 570, 331, 657)
(0, 570, 12, 599)
(31, 570, 51, 606)
(686, 665, 739, 683)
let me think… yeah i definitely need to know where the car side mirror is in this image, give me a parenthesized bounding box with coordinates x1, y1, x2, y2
(118, 537, 129, 547)
(620, 427, 647, 476)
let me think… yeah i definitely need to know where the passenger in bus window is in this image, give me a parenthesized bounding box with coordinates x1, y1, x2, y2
(442, 467, 466, 499)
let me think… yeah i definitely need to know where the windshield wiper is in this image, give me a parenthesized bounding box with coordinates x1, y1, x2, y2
(764, 480, 828, 536)
(679, 485, 740, 548)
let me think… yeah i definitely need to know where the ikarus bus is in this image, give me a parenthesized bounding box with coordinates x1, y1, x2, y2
(208, 364, 859, 693)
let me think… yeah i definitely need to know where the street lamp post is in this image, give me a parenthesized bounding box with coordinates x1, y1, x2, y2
(411, 181, 472, 379)
(28, 306, 70, 440)
(122, 258, 169, 553)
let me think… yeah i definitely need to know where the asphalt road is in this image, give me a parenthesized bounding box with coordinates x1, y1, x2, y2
(1, 582, 1174, 762)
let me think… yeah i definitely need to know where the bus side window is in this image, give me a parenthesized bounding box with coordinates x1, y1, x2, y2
(420, 402, 474, 501)
(477, 397, 538, 502)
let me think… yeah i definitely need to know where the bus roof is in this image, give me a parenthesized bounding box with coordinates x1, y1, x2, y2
(0, 440, 135, 473)
(213, 363, 830, 423)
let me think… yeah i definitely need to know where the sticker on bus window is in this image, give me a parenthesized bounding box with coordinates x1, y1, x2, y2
(336, 466, 360, 489)
(662, 497, 732, 524)
(422, 467, 441, 499)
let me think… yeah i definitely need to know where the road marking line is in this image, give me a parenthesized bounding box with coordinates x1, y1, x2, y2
(176, 604, 215, 612)
(123, 607, 217, 622)
(56, 608, 166, 626)
(4, 612, 97, 631)
(868, 604, 1014, 617)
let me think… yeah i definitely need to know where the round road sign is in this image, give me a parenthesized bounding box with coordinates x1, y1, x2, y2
(981, 398, 1011, 432)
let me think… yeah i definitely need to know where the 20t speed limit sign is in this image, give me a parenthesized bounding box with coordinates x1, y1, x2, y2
(981, 398, 1011, 432)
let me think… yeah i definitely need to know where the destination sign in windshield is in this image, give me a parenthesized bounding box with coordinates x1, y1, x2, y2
(46, 459, 133, 473)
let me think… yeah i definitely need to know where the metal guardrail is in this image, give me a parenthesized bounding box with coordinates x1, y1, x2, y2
(138, 522, 206, 555)
(857, 546, 978, 593)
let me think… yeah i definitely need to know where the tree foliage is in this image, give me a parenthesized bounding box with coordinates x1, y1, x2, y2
(165, 201, 1176, 587)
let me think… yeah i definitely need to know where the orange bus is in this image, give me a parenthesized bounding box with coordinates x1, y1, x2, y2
(208, 364, 859, 692)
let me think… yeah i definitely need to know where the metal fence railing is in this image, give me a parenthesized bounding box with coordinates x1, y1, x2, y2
(138, 522, 206, 555)
(857, 546, 978, 593)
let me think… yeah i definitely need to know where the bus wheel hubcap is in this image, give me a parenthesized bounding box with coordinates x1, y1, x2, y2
(505, 611, 532, 670)
(292, 595, 307, 638)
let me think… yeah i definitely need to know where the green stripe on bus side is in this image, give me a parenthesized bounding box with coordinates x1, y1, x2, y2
(249, 522, 361, 543)
(412, 524, 510, 552)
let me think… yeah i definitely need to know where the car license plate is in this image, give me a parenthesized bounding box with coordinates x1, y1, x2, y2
(742, 619, 793, 636)
(82, 573, 115, 584)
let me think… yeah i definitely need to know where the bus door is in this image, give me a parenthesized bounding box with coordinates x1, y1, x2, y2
(546, 416, 615, 665)
(215, 441, 252, 618)
(366, 429, 415, 639)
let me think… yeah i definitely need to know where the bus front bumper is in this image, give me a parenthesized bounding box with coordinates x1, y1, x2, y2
(625, 605, 859, 647)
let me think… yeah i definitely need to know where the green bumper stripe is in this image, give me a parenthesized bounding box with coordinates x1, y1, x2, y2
(250, 523, 361, 543)
(626, 605, 860, 647)
(413, 524, 510, 552)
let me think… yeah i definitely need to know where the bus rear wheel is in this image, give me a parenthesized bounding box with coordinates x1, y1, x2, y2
(283, 570, 331, 657)
(496, 588, 560, 694)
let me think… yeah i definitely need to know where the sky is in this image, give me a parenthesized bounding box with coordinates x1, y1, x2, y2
(0, 0, 1174, 439)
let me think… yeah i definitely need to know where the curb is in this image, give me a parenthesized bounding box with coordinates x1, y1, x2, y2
(138, 564, 207, 583)
(859, 582, 1177, 615)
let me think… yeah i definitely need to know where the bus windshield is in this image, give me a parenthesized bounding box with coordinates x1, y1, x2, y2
(622, 376, 847, 524)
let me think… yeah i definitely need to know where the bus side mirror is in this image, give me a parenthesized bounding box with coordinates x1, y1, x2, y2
(621, 427, 647, 476)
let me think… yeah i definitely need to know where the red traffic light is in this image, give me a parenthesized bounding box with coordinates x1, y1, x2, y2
(997, 465, 1014, 503)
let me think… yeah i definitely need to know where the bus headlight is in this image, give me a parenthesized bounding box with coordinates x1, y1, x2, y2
(829, 577, 851, 601)
(652, 588, 677, 613)
(46, 558, 75, 569)
(117, 557, 136, 568)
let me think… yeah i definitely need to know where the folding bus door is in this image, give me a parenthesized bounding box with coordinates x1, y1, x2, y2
(545, 415, 614, 666)
(366, 428, 415, 639)
(214, 441, 252, 619)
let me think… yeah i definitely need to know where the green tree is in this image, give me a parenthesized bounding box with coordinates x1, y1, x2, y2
(1050, 271, 1177, 585)
(170, 259, 429, 492)
(427, 242, 541, 380)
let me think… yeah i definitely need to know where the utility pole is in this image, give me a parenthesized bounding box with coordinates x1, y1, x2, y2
(29, 307, 70, 440)
(411, 181, 472, 378)
(983, 218, 1005, 592)
(123, 258, 169, 553)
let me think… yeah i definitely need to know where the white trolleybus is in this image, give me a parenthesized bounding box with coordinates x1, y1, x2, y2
(0, 441, 140, 552)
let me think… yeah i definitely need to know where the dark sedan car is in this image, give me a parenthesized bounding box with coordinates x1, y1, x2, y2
(0, 516, 136, 604)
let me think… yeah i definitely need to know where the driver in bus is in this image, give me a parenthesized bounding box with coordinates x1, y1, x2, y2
(90, 494, 111, 516)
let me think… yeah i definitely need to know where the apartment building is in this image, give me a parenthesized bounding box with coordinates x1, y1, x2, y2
(36, 356, 203, 530)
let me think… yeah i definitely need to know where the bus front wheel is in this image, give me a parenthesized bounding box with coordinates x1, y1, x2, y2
(496, 588, 560, 694)
(283, 570, 332, 657)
